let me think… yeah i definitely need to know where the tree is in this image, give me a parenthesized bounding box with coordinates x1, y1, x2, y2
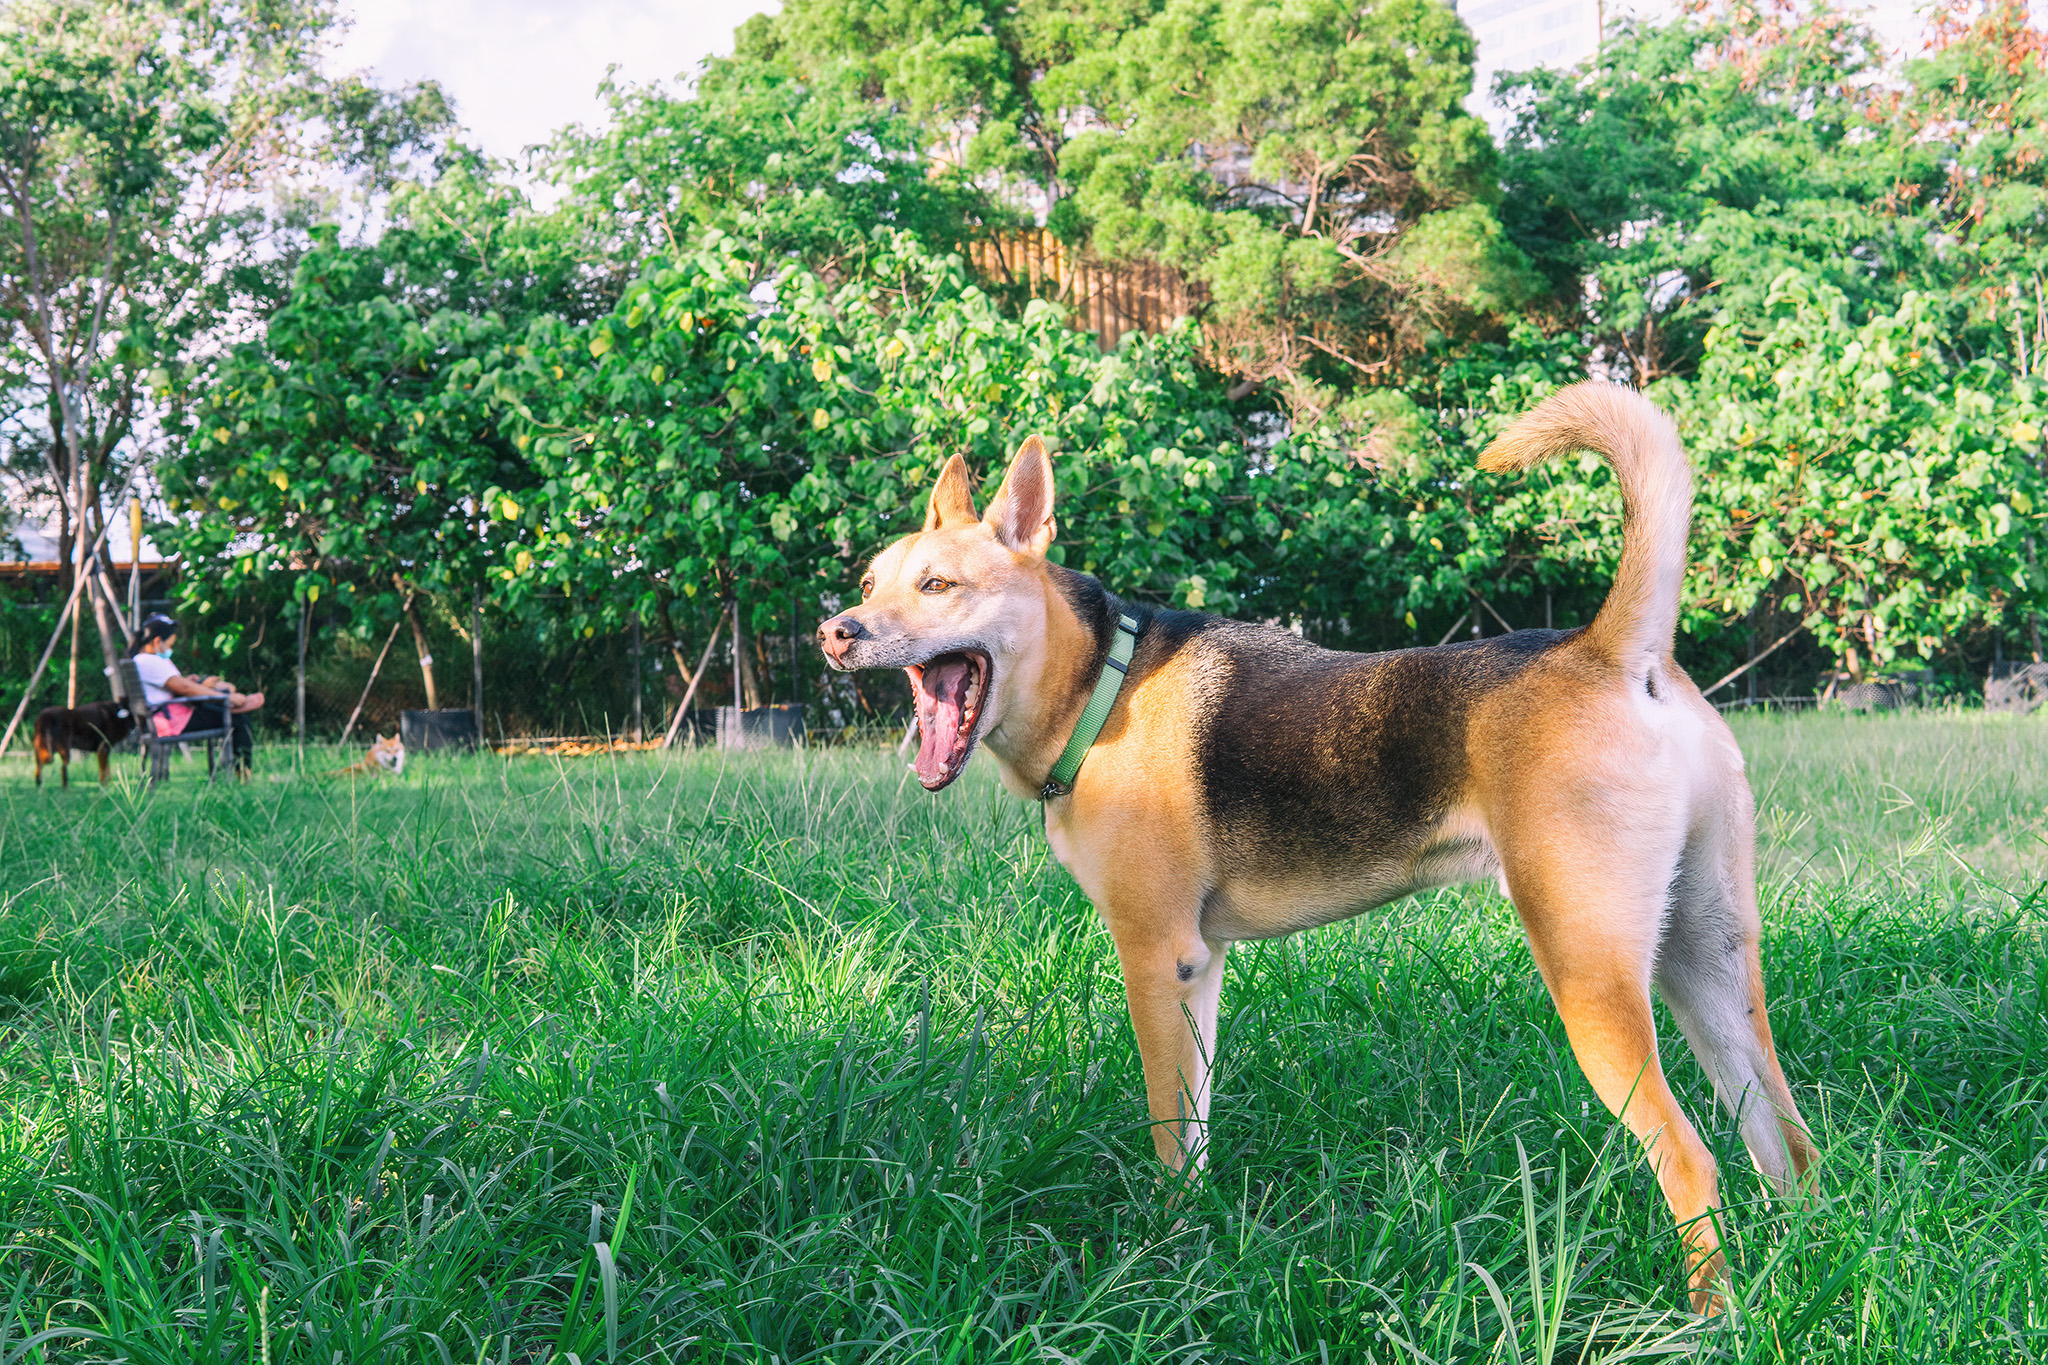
(1045, 0, 1532, 398)
(1496, 8, 1919, 386)
(490, 226, 1269, 719)
(548, 55, 981, 289)
(164, 230, 537, 712)
(745, 0, 1530, 409)
(741, 0, 1054, 194)
(0, 0, 449, 697)
(1672, 273, 2046, 679)
(1884, 1, 2048, 356)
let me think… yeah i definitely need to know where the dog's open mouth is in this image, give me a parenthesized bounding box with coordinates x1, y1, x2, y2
(906, 650, 991, 791)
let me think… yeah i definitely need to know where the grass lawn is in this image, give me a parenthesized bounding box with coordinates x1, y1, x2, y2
(0, 710, 2043, 1362)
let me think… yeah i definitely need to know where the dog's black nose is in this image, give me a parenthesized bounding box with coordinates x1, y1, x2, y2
(817, 615, 867, 666)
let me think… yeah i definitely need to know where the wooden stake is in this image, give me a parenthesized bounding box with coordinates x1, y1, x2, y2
(339, 605, 409, 746)
(661, 613, 725, 749)
(1702, 620, 1810, 697)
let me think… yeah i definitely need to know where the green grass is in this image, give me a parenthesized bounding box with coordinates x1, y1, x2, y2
(0, 711, 2043, 1362)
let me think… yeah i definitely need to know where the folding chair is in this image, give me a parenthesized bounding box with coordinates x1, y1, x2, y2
(113, 659, 236, 784)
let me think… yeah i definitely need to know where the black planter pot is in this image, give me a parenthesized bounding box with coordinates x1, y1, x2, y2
(400, 708, 480, 753)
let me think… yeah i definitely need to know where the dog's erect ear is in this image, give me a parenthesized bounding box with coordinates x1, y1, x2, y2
(922, 453, 979, 531)
(983, 435, 1057, 555)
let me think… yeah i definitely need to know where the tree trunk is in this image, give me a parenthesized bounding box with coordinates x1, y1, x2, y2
(54, 483, 72, 606)
(65, 579, 81, 706)
(630, 614, 643, 741)
(738, 625, 763, 710)
(403, 589, 438, 710)
(67, 460, 91, 704)
(83, 554, 124, 685)
(78, 464, 124, 687)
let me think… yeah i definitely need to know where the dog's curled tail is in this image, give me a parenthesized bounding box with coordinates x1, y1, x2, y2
(1478, 382, 1692, 669)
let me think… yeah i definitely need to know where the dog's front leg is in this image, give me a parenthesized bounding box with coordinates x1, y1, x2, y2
(1110, 919, 1230, 1175)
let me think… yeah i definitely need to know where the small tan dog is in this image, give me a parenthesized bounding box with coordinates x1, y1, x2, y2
(818, 382, 1815, 1309)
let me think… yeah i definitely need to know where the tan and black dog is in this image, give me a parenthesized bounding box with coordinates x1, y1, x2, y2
(33, 699, 135, 788)
(817, 381, 1815, 1309)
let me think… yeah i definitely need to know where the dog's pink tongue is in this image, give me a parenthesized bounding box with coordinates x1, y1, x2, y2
(913, 657, 972, 786)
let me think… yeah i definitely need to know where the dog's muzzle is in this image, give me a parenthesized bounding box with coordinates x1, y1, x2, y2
(817, 614, 868, 669)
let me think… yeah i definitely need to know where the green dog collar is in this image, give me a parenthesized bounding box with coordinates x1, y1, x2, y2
(1041, 612, 1141, 801)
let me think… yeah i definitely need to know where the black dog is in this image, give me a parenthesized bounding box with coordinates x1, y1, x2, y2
(34, 700, 135, 787)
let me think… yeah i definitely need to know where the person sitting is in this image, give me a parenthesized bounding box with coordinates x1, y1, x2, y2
(131, 613, 265, 775)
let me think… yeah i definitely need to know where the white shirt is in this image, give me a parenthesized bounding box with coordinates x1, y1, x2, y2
(132, 652, 181, 709)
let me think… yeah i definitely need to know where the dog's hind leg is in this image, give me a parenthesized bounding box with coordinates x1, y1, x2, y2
(1655, 786, 1816, 1194)
(1498, 837, 1728, 1312)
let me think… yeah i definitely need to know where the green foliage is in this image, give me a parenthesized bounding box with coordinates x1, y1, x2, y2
(1672, 273, 2047, 669)
(1242, 324, 1608, 644)
(1049, 0, 1530, 385)
(754, 0, 1529, 396)
(550, 56, 983, 281)
(751, 0, 1054, 186)
(163, 233, 534, 632)
(1497, 10, 1913, 384)
(497, 228, 1260, 637)
(378, 151, 602, 323)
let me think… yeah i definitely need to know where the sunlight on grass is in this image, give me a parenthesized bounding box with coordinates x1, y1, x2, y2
(0, 715, 2043, 1362)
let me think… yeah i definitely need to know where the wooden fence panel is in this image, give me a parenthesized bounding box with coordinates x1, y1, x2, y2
(969, 230, 1205, 350)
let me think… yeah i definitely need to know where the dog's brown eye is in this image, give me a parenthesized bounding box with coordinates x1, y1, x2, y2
(920, 577, 951, 594)
(860, 577, 874, 599)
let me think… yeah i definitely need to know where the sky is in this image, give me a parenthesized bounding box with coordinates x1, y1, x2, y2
(328, 0, 778, 168)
